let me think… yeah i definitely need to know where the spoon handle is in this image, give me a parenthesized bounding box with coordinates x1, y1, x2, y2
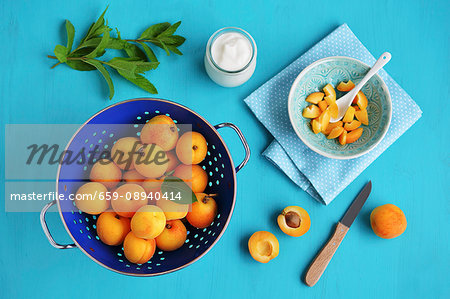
(353, 52, 391, 94)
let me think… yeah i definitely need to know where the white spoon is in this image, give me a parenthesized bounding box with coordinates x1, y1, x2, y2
(330, 52, 391, 123)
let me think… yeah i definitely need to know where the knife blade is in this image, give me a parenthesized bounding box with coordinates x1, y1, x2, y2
(341, 181, 372, 228)
(304, 181, 372, 287)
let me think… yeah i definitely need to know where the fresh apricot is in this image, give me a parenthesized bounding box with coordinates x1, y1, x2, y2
(344, 120, 361, 131)
(370, 204, 407, 239)
(311, 119, 321, 134)
(75, 182, 110, 215)
(186, 193, 218, 228)
(141, 178, 164, 195)
(302, 105, 321, 119)
(165, 150, 180, 174)
(140, 115, 179, 151)
(346, 128, 364, 144)
(173, 164, 208, 193)
(133, 144, 169, 178)
(305, 92, 324, 104)
(342, 106, 356, 123)
(323, 83, 336, 100)
(317, 100, 328, 112)
(353, 91, 368, 110)
(123, 231, 156, 264)
(327, 126, 345, 139)
(328, 102, 339, 118)
(323, 121, 343, 135)
(337, 80, 355, 92)
(155, 220, 187, 251)
(131, 205, 166, 239)
(122, 170, 145, 184)
(90, 159, 122, 189)
(111, 184, 148, 218)
(248, 231, 279, 263)
(176, 131, 208, 165)
(111, 137, 141, 170)
(277, 206, 311, 237)
(156, 198, 189, 220)
(96, 210, 131, 246)
(339, 130, 347, 145)
(354, 109, 369, 125)
(318, 110, 331, 133)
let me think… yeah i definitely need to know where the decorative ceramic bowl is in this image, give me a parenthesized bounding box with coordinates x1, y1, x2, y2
(288, 56, 392, 159)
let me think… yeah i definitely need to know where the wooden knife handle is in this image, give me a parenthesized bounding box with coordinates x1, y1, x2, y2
(304, 222, 349, 287)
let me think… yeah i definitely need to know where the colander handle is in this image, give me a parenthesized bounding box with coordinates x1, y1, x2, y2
(40, 201, 76, 249)
(214, 122, 250, 173)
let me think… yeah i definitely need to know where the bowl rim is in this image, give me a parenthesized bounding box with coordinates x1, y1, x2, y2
(55, 97, 238, 276)
(287, 56, 392, 160)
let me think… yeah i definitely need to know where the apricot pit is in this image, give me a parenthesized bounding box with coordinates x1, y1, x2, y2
(277, 206, 311, 237)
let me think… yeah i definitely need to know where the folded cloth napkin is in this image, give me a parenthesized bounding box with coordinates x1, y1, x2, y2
(244, 24, 422, 205)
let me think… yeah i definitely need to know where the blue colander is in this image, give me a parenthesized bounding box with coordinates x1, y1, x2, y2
(40, 98, 250, 276)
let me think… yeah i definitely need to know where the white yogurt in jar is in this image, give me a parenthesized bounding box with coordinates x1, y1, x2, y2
(204, 27, 257, 87)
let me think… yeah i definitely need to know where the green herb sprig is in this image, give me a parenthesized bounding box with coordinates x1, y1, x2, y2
(47, 7, 185, 99)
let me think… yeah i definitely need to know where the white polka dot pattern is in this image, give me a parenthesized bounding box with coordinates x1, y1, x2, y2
(244, 24, 422, 205)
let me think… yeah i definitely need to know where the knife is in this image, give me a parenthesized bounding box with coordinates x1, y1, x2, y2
(304, 181, 372, 287)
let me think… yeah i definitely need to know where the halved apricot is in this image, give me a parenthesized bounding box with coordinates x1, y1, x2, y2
(311, 119, 321, 134)
(328, 102, 339, 118)
(339, 130, 347, 145)
(344, 120, 361, 131)
(302, 105, 321, 119)
(353, 91, 368, 110)
(346, 128, 363, 143)
(277, 206, 311, 237)
(318, 110, 331, 133)
(317, 100, 328, 112)
(305, 92, 324, 104)
(248, 231, 279, 263)
(342, 106, 355, 123)
(337, 80, 355, 92)
(323, 121, 343, 135)
(323, 84, 336, 100)
(327, 126, 345, 139)
(354, 109, 369, 125)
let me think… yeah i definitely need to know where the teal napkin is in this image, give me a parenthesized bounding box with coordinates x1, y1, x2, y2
(244, 24, 422, 205)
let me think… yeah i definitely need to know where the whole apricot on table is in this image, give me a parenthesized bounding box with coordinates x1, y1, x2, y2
(173, 164, 208, 193)
(75, 182, 110, 215)
(165, 150, 180, 174)
(155, 220, 187, 251)
(176, 131, 208, 165)
(156, 197, 189, 220)
(122, 169, 145, 184)
(141, 178, 164, 195)
(277, 206, 311, 237)
(186, 193, 218, 228)
(111, 184, 148, 218)
(123, 231, 156, 264)
(90, 159, 122, 189)
(370, 204, 407, 239)
(133, 143, 169, 178)
(131, 205, 166, 239)
(96, 210, 131, 246)
(140, 115, 179, 151)
(248, 231, 279, 263)
(111, 137, 141, 170)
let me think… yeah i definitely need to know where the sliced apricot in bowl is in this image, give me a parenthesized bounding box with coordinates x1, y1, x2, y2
(305, 92, 324, 104)
(248, 231, 279, 263)
(337, 80, 355, 92)
(277, 206, 311, 237)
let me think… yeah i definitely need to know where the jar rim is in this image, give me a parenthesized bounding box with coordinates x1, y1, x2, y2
(206, 27, 257, 74)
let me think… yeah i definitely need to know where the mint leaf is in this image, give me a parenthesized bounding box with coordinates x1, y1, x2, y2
(84, 59, 114, 99)
(160, 176, 196, 204)
(66, 60, 96, 71)
(107, 57, 138, 78)
(117, 71, 157, 94)
(167, 45, 182, 55)
(158, 21, 181, 37)
(65, 20, 75, 52)
(54, 45, 68, 63)
(86, 30, 110, 58)
(163, 35, 186, 46)
(138, 42, 158, 62)
(140, 22, 170, 39)
(124, 43, 147, 60)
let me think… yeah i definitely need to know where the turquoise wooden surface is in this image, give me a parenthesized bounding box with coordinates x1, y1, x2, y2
(0, 0, 448, 298)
